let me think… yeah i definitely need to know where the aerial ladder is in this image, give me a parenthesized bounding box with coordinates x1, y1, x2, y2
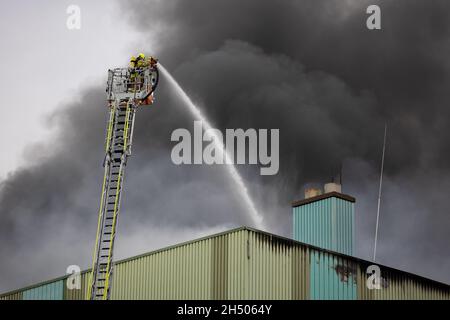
(87, 58, 159, 300)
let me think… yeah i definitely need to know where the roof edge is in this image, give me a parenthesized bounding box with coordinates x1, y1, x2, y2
(292, 191, 355, 207)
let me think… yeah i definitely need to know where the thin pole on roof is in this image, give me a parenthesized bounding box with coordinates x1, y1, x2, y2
(373, 122, 387, 262)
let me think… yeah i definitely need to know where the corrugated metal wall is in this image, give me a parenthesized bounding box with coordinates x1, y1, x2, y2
(110, 232, 214, 299)
(23, 280, 64, 300)
(310, 250, 357, 300)
(110, 229, 309, 299)
(0, 291, 22, 300)
(65, 271, 89, 300)
(241, 230, 309, 299)
(1, 227, 449, 300)
(293, 197, 354, 255)
(211, 233, 228, 299)
(0, 270, 89, 300)
(356, 261, 450, 300)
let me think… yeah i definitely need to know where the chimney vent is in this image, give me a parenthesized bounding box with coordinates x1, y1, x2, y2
(304, 187, 322, 199)
(324, 182, 341, 194)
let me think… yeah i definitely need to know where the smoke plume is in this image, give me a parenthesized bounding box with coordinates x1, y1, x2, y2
(1, 0, 450, 291)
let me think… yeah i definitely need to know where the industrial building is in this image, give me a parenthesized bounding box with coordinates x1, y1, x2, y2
(1, 185, 449, 300)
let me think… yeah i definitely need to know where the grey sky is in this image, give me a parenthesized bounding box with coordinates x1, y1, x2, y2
(0, 0, 142, 179)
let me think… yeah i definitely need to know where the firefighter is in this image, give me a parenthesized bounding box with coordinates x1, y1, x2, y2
(136, 53, 146, 68)
(129, 55, 137, 68)
(128, 56, 138, 92)
(131, 53, 147, 90)
(129, 53, 158, 97)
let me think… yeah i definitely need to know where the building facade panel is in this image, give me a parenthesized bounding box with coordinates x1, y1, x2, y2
(0, 291, 22, 300)
(110, 234, 214, 299)
(65, 270, 89, 300)
(22, 280, 64, 300)
(309, 250, 357, 300)
(356, 261, 450, 300)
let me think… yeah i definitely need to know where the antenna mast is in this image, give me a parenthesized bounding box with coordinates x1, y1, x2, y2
(373, 122, 387, 262)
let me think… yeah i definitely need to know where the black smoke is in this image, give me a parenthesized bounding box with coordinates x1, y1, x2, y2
(1, 0, 450, 292)
(121, 0, 450, 282)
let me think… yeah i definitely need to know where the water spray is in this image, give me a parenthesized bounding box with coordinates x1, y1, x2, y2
(159, 64, 265, 230)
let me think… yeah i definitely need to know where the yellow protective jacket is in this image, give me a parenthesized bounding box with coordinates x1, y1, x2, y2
(136, 58, 150, 68)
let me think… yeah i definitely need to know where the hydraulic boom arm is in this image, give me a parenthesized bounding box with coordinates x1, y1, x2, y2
(87, 60, 159, 300)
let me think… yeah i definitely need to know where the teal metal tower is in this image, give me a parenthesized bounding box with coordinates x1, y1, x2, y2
(292, 189, 355, 256)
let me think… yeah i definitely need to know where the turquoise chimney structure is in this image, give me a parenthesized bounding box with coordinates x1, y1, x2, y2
(292, 183, 355, 256)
